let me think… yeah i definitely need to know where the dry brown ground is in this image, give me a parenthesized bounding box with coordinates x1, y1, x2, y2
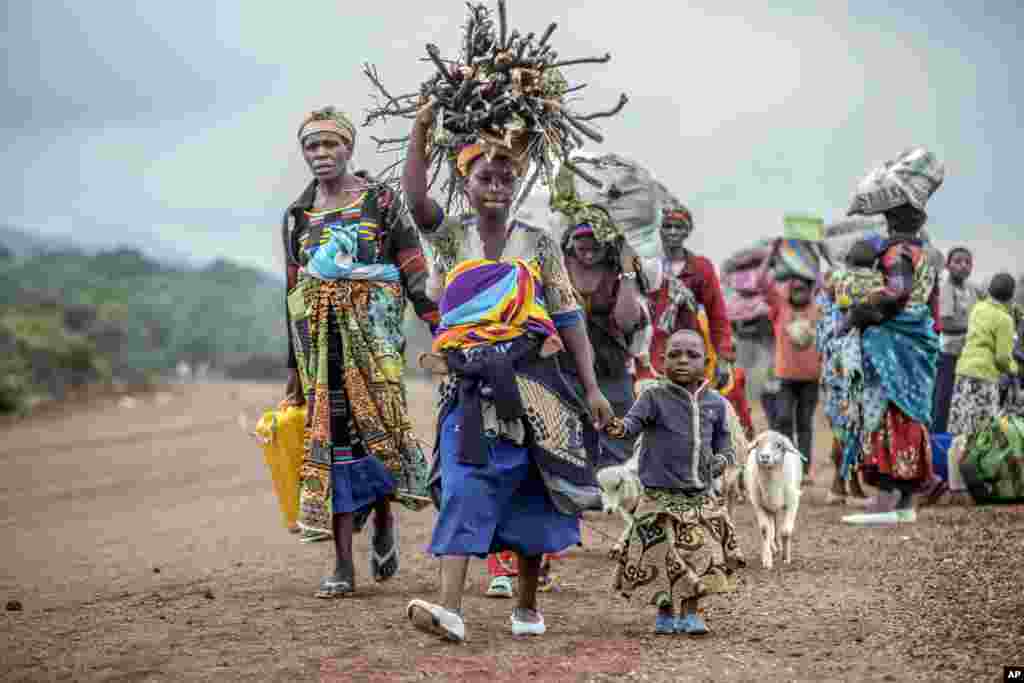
(2, 381, 1021, 682)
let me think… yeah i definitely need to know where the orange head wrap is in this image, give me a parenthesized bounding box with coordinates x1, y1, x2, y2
(455, 136, 530, 177)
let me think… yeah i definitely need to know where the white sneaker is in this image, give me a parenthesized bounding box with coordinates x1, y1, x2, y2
(407, 599, 466, 642)
(841, 511, 901, 526)
(510, 608, 546, 636)
(895, 508, 917, 523)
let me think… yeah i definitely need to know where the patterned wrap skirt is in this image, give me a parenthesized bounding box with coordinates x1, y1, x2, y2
(949, 375, 1001, 438)
(288, 278, 430, 538)
(612, 489, 744, 607)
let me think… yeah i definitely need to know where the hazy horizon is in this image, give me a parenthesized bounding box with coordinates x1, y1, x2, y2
(4, 1, 1021, 283)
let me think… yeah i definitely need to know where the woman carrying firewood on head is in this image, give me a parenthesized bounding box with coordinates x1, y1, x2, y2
(402, 116, 613, 640)
(369, 1, 627, 640)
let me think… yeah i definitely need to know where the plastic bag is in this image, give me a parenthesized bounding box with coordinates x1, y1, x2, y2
(848, 147, 945, 216)
(960, 415, 1024, 504)
(546, 154, 679, 261)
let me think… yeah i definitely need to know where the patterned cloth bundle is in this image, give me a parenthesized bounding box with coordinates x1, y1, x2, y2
(432, 258, 558, 352)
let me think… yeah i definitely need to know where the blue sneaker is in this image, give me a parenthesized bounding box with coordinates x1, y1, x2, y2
(677, 613, 709, 636)
(654, 612, 676, 634)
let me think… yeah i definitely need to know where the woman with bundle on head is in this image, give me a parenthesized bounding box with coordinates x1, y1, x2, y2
(558, 218, 648, 466)
(753, 241, 823, 482)
(401, 104, 613, 640)
(836, 148, 945, 525)
(281, 107, 439, 597)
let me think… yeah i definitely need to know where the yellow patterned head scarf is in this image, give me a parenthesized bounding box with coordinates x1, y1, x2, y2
(456, 136, 529, 177)
(298, 107, 356, 146)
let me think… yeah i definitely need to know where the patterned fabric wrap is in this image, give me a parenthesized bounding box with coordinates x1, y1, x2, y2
(864, 405, 934, 482)
(288, 277, 430, 537)
(774, 239, 823, 283)
(455, 138, 529, 178)
(612, 490, 744, 606)
(303, 204, 400, 282)
(817, 292, 867, 479)
(427, 339, 602, 515)
(848, 147, 945, 216)
(432, 258, 558, 353)
(656, 273, 698, 335)
(857, 305, 939, 482)
(949, 376, 1001, 438)
(821, 240, 939, 481)
(861, 305, 940, 432)
(829, 266, 885, 309)
(652, 292, 720, 385)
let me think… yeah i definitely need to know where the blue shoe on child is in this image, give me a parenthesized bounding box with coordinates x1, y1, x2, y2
(677, 613, 709, 636)
(654, 612, 676, 635)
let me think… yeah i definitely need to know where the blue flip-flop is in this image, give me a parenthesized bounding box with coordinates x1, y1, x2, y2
(677, 613, 709, 636)
(655, 612, 676, 635)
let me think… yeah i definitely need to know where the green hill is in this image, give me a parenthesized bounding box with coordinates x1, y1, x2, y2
(0, 238, 287, 413)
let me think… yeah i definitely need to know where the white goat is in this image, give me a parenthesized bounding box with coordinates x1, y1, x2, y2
(596, 448, 643, 558)
(745, 431, 803, 569)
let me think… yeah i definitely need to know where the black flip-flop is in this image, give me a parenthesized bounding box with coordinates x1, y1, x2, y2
(370, 516, 400, 583)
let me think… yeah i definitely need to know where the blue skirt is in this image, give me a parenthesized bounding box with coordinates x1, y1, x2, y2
(429, 403, 581, 558)
(331, 454, 396, 514)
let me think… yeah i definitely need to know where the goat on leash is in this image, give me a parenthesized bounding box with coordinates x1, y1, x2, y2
(595, 446, 643, 558)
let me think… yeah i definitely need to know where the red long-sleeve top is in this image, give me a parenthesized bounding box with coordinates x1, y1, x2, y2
(645, 252, 735, 375)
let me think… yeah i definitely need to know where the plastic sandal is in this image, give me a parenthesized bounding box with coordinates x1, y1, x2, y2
(486, 576, 515, 598)
(370, 516, 400, 583)
(677, 613, 709, 636)
(510, 608, 546, 636)
(314, 575, 354, 599)
(407, 599, 466, 642)
(654, 612, 675, 635)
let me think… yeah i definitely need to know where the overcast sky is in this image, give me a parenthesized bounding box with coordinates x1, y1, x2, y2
(3, 1, 1021, 280)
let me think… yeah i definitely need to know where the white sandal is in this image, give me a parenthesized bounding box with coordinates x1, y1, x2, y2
(510, 608, 546, 636)
(407, 599, 466, 642)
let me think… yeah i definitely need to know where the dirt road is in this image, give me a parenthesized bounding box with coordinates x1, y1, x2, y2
(2, 382, 1021, 682)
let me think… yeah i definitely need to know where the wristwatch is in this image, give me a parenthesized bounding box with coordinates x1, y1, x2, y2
(619, 271, 637, 281)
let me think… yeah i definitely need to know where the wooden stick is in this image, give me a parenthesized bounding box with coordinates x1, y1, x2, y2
(425, 44, 458, 85)
(565, 115, 604, 144)
(574, 93, 629, 121)
(497, 0, 508, 50)
(563, 160, 602, 187)
(551, 53, 611, 69)
(538, 22, 557, 47)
